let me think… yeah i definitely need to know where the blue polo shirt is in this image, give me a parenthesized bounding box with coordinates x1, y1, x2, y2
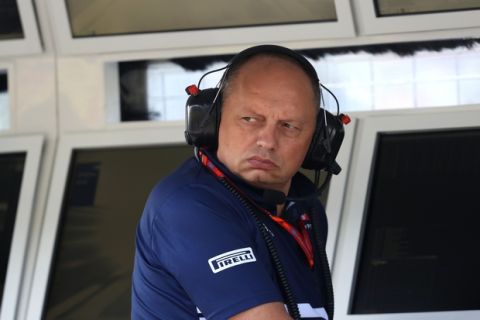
(132, 150, 329, 319)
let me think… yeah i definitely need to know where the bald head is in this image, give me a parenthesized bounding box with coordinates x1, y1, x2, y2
(221, 53, 320, 112)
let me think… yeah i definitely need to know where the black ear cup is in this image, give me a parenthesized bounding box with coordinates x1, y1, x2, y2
(301, 110, 345, 173)
(184, 88, 219, 149)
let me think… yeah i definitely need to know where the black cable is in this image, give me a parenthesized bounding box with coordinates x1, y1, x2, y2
(286, 171, 332, 203)
(310, 210, 335, 320)
(317, 172, 332, 197)
(197, 65, 228, 89)
(320, 83, 340, 116)
(309, 171, 334, 319)
(314, 170, 320, 187)
(219, 179, 301, 320)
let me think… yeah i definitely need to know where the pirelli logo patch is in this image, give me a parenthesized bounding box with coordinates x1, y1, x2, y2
(208, 247, 256, 273)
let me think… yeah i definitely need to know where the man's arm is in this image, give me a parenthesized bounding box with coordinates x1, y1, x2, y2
(230, 302, 292, 320)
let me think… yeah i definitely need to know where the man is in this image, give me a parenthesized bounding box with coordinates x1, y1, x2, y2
(132, 45, 338, 319)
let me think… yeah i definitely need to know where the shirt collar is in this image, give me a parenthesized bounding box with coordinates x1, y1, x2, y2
(198, 148, 318, 212)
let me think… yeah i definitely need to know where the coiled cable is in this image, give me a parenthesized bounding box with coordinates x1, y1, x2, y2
(219, 179, 301, 320)
(310, 209, 334, 320)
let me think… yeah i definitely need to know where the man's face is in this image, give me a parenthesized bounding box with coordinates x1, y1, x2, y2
(216, 56, 317, 194)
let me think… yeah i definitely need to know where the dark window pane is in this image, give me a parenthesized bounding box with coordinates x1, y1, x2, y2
(0, 72, 7, 93)
(0, 72, 8, 130)
(118, 58, 225, 122)
(65, 0, 337, 37)
(43, 144, 193, 319)
(375, 0, 480, 17)
(0, 152, 26, 305)
(0, 0, 24, 40)
(119, 61, 151, 121)
(351, 129, 480, 314)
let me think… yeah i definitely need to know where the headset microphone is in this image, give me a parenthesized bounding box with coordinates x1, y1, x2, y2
(262, 170, 333, 206)
(263, 189, 288, 206)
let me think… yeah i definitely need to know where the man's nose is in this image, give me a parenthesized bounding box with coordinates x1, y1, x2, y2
(256, 123, 278, 150)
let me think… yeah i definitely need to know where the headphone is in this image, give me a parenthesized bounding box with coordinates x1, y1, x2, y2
(184, 45, 349, 175)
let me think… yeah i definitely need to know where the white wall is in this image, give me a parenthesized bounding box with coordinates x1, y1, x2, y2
(1, 0, 57, 319)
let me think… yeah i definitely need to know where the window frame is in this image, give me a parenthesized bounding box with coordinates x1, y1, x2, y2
(0, 63, 13, 131)
(0, 0, 42, 57)
(48, 0, 355, 55)
(325, 117, 356, 265)
(332, 107, 480, 320)
(25, 125, 186, 320)
(352, 0, 480, 35)
(0, 135, 43, 320)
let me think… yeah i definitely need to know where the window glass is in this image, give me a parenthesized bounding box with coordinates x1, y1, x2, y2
(118, 44, 480, 122)
(318, 45, 480, 112)
(351, 129, 480, 314)
(0, 152, 26, 305)
(326, 54, 372, 83)
(0, 0, 23, 40)
(373, 58, 413, 83)
(0, 71, 9, 130)
(373, 83, 414, 110)
(375, 0, 480, 17)
(459, 79, 480, 105)
(416, 81, 458, 108)
(43, 145, 193, 319)
(119, 60, 224, 121)
(66, 0, 336, 37)
(458, 53, 480, 77)
(328, 85, 373, 112)
(415, 55, 457, 81)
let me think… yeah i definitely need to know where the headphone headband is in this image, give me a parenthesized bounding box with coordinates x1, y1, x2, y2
(223, 45, 319, 83)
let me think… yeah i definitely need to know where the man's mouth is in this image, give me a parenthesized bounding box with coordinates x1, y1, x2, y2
(247, 156, 278, 170)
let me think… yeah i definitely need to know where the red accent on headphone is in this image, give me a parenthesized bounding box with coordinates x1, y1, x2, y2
(198, 149, 314, 268)
(185, 84, 200, 96)
(339, 113, 351, 125)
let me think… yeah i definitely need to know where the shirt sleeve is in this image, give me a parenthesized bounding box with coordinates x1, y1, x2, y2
(148, 183, 283, 319)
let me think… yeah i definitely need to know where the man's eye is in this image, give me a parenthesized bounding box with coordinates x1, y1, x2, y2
(282, 122, 297, 130)
(242, 116, 256, 122)
(281, 122, 302, 137)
